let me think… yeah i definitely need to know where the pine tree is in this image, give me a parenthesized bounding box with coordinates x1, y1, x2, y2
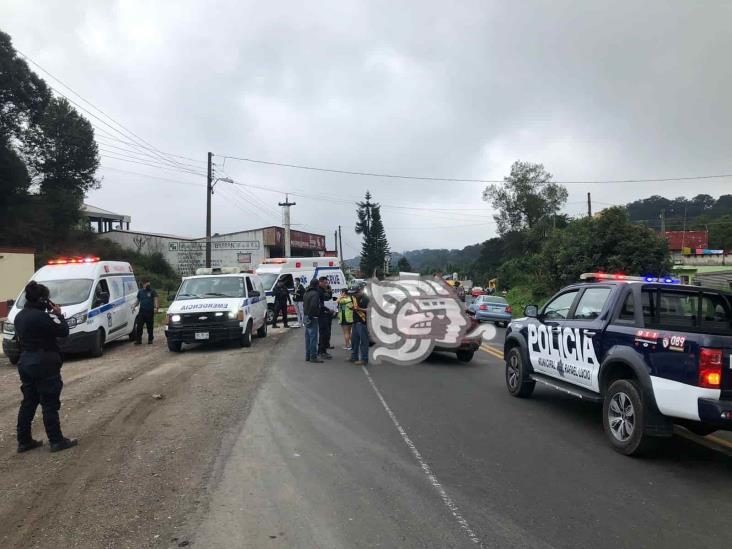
(355, 191, 390, 277)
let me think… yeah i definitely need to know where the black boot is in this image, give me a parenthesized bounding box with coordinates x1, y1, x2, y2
(17, 439, 43, 453)
(50, 437, 78, 453)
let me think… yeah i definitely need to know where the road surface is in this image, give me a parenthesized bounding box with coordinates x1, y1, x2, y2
(191, 325, 732, 548)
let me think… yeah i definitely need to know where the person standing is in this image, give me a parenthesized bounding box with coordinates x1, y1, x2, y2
(317, 277, 334, 359)
(349, 284, 370, 366)
(292, 277, 306, 328)
(271, 279, 292, 328)
(337, 288, 354, 350)
(303, 279, 322, 363)
(135, 280, 159, 345)
(15, 281, 77, 453)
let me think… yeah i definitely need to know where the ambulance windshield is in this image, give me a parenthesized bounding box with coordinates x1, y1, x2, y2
(177, 276, 246, 299)
(257, 273, 278, 291)
(16, 279, 94, 307)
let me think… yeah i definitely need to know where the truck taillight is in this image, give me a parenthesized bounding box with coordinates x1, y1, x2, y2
(699, 347, 723, 388)
(505, 306, 512, 314)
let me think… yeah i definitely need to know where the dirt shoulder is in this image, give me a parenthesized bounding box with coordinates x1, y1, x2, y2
(0, 326, 292, 548)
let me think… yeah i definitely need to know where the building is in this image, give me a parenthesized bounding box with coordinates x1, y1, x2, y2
(82, 203, 131, 232)
(672, 265, 732, 290)
(104, 226, 327, 276)
(0, 247, 34, 318)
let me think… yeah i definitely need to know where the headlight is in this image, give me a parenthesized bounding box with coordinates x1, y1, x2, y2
(2, 321, 14, 335)
(67, 311, 88, 329)
(171, 314, 181, 323)
(228, 311, 237, 320)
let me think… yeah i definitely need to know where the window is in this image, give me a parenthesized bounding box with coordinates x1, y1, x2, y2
(124, 278, 139, 296)
(15, 279, 93, 308)
(107, 277, 123, 301)
(700, 293, 732, 335)
(93, 280, 110, 307)
(543, 290, 579, 320)
(245, 277, 255, 294)
(615, 292, 637, 324)
(279, 274, 295, 289)
(573, 287, 611, 320)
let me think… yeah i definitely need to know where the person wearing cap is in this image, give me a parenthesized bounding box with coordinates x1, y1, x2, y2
(303, 279, 323, 363)
(14, 281, 78, 453)
(134, 280, 159, 344)
(292, 277, 306, 328)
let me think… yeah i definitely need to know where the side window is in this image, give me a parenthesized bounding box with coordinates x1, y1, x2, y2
(279, 274, 295, 290)
(245, 277, 255, 295)
(615, 292, 637, 324)
(107, 277, 123, 301)
(93, 279, 110, 307)
(123, 278, 138, 296)
(700, 293, 732, 334)
(644, 289, 702, 331)
(573, 287, 611, 320)
(543, 290, 579, 320)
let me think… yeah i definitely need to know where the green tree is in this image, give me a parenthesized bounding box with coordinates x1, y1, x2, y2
(397, 256, 412, 272)
(355, 191, 390, 277)
(482, 161, 568, 235)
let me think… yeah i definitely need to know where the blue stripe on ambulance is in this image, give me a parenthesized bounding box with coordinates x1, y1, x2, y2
(88, 297, 126, 319)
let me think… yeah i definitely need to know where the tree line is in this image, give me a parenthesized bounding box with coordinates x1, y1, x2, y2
(0, 30, 99, 249)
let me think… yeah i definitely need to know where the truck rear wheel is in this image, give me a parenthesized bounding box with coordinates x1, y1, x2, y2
(603, 379, 656, 456)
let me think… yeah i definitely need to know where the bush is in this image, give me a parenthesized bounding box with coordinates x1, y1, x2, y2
(505, 285, 550, 317)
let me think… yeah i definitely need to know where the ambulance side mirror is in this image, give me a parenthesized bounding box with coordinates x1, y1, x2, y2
(524, 304, 538, 318)
(167, 292, 176, 301)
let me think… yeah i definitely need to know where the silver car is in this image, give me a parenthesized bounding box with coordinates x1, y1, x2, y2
(467, 295, 512, 327)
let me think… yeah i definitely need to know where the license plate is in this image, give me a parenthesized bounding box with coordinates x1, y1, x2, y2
(194, 332, 209, 340)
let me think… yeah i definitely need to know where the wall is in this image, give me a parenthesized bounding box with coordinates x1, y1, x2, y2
(671, 252, 732, 266)
(0, 248, 35, 317)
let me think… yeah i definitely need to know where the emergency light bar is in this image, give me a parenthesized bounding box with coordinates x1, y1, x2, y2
(579, 272, 680, 284)
(48, 256, 100, 265)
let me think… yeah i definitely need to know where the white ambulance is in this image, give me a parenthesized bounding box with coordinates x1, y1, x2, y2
(164, 267, 268, 352)
(255, 257, 348, 323)
(2, 257, 139, 363)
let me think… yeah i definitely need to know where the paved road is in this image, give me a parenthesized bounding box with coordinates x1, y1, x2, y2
(192, 324, 732, 548)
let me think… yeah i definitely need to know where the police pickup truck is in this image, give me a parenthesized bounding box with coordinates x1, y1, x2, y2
(504, 273, 732, 456)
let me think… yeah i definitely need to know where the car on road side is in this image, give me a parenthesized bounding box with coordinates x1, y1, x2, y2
(471, 286, 485, 298)
(2, 257, 138, 363)
(503, 273, 732, 456)
(467, 295, 512, 326)
(164, 267, 268, 352)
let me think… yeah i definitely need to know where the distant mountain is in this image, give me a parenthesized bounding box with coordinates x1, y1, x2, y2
(345, 244, 481, 273)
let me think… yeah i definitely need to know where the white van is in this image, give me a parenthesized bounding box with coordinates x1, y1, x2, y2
(255, 257, 348, 322)
(164, 267, 268, 352)
(1, 257, 138, 363)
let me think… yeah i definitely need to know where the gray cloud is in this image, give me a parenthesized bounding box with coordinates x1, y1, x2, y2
(2, 0, 731, 256)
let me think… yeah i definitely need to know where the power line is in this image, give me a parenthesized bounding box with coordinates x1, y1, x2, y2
(98, 165, 203, 187)
(99, 154, 206, 176)
(98, 148, 204, 175)
(217, 153, 732, 185)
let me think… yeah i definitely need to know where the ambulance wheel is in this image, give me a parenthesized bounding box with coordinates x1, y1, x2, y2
(167, 340, 182, 353)
(456, 350, 474, 363)
(505, 347, 534, 398)
(239, 322, 252, 348)
(266, 307, 274, 325)
(90, 329, 105, 358)
(603, 379, 656, 457)
(257, 320, 267, 338)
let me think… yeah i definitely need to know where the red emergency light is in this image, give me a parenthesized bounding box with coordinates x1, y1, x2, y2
(48, 256, 100, 265)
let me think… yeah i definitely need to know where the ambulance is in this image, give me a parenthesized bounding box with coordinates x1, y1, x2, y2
(164, 267, 268, 352)
(1, 257, 139, 363)
(255, 257, 347, 323)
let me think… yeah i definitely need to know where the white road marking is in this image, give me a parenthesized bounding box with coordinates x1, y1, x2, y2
(361, 366, 485, 547)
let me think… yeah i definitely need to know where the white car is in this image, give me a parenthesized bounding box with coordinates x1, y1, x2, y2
(164, 267, 268, 352)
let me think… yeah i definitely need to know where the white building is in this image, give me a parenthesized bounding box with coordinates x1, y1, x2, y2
(104, 226, 327, 276)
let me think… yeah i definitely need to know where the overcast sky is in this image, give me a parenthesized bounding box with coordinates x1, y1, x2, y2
(3, 1, 731, 257)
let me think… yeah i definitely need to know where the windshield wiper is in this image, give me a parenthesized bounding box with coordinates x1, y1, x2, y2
(176, 293, 200, 299)
(203, 292, 229, 297)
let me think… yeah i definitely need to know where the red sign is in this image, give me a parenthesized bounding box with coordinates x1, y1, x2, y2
(663, 231, 708, 251)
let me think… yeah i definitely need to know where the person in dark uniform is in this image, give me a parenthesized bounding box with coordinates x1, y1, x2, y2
(15, 281, 77, 453)
(303, 279, 322, 363)
(271, 279, 292, 328)
(317, 277, 334, 359)
(134, 280, 159, 345)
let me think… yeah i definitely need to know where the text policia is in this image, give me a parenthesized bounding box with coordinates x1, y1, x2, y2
(527, 324, 599, 387)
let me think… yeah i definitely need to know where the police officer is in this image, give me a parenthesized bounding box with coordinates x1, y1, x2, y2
(15, 281, 77, 453)
(271, 279, 292, 328)
(317, 277, 335, 359)
(134, 280, 159, 345)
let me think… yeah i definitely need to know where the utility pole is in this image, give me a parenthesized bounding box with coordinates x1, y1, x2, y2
(587, 192, 592, 218)
(279, 194, 296, 257)
(660, 209, 666, 234)
(338, 225, 344, 265)
(206, 151, 213, 268)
